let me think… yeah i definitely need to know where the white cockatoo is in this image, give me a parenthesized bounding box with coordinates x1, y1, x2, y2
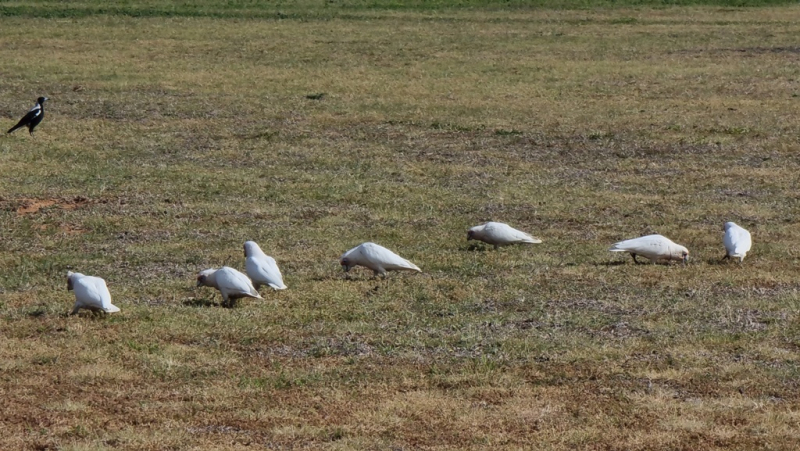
(339, 242, 421, 278)
(722, 222, 752, 262)
(196, 266, 262, 307)
(67, 271, 121, 315)
(244, 241, 287, 290)
(609, 234, 689, 264)
(467, 221, 542, 249)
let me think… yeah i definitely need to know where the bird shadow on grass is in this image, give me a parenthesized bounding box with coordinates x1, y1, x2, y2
(597, 260, 628, 266)
(596, 260, 685, 267)
(463, 244, 488, 252)
(705, 258, 742, 266)
(66, 311, 115, 319)
(308, 274, 343, 282)
(182, 297, 220, 308)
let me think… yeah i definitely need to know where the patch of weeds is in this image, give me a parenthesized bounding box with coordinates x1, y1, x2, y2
(32, 355, 59, 366)
(272, 372, 293, 389)
(587, 130, 614, 140)
(27, 307, 48, 317)
(309, 344, 332, 358)
(126, 340, 160, 354)
(239, 336, 257, 346)
(328, 427, 347, 441)
(468, 355, 503, 374)
(427, 363, 445, 376)
(65, 425, 89, 439)
(723, 126, 753, 135)
(238, 376, 270, 390)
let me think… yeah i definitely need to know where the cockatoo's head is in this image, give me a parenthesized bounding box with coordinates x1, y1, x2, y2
(66, 271, 75, 291)
(196, 268, 216, 287)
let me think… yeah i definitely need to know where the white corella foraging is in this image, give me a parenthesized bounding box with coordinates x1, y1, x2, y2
(244, 241, 287, 290)
(722, 222, 752, 262)
(339, 242, 421, 278)
(467, 222, 542, 250)
(196, 266, 262, 307)
(609, 234, 689, 264)
(67, 271, 121, 315)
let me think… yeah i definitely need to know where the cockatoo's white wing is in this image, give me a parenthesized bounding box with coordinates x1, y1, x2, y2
(724, 223, 752, 257)
(609, 234, 673, 259)
(362, 243, 421, 272)
(610, 235, 662, 252)
(486, 222, 542, 244)
(89, 277, 120, 312)
(74, 276, 120, 313)
(734, 228, 752, 255)
(217, 267, 262, 299)
(246, 255, 287, 290)
(73, 279, 102, 310)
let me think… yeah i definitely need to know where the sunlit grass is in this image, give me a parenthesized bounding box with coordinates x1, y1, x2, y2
(2, 3, 800, 450)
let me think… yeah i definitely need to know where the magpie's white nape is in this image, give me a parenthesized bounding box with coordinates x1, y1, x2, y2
(7, 96, 48, 136)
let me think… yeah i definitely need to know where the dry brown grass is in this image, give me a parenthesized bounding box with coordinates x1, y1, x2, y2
(2, 4, 800, 450)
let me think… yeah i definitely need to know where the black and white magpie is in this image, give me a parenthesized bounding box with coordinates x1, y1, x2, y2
(7, 96, 48, 135)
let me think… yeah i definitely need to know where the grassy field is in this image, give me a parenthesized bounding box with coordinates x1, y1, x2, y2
(2, 2, 800, 450)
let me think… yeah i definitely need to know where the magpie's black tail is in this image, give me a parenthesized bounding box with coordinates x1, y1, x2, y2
(7, 121, 24, 134)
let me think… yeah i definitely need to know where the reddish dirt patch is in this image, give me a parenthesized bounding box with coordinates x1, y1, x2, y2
(16, 200, 57, 215)
(59, 224, 87, 235)
(14, 197, 91, 216)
